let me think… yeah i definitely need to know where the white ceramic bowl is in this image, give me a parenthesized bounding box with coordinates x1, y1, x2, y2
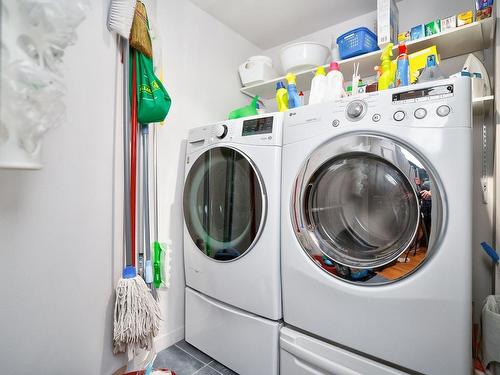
(280, 42, 330, 73)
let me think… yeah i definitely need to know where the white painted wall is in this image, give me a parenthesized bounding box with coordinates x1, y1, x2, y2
(0, 0, 260, 371)
(0, 1, 125, 374)
(150, 0, 261, 350)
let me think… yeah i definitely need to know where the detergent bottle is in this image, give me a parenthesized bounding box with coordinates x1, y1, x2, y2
(395, 43, 410, 87)
(309, 66, 327, 105)
(286, 73, 301, 109)
(325, 62, 345, 101)
(275, 81, 288, 112)
(418, 54, 446, 83)
(378, 43, 394, 91)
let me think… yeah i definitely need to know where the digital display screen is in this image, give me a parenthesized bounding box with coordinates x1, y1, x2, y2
(242, 116, 274, 136)
(392, 84, 454, 102)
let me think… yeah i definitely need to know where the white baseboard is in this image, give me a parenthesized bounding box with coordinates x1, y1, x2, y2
(154, 326, 185, 351)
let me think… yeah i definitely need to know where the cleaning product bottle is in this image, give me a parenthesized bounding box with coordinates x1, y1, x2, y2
(276, 81, 288, 112)
(418, 54, 446, 83)
(395, 43, 410, 87)
(325, 62, 345, 101)
(309, 66, 327, 105)
(378, 43, 394, 91)
(286, 73, 301, 109)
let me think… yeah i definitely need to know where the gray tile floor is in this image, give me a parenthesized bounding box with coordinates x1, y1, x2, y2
(154, 340, 238, 375)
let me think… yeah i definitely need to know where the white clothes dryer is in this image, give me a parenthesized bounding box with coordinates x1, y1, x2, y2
(183, 113, 283, 375)
(280, 78, 472, 374)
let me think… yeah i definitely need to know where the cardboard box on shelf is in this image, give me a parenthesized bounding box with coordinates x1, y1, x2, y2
(397, 31, 410, 43)
(425, 20, 441, 36)
(410, 24, 425, 41)
(457, 10, 473, 26)
(476, 0, 494, 10)
(441, 15, 457, 32)
(377, 0, 399, 48)
(476, 6, 493, 20)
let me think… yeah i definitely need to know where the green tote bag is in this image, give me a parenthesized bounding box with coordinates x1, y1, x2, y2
(131, 50, 171, 124)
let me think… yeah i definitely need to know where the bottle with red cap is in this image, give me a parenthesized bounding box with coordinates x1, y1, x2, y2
(395, 43, 410, 87)
(325, 61, 345, 102)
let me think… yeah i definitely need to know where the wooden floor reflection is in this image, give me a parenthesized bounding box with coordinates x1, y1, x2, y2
(378, 248, 427, 280)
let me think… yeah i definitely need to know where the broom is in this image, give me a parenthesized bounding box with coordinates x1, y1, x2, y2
(130, 1, 153, 58)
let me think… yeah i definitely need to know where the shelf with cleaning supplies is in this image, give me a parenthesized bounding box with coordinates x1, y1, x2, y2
(241, 17, 496, 100)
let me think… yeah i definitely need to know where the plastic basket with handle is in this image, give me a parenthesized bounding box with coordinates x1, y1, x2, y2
(336, 27, 379, 59)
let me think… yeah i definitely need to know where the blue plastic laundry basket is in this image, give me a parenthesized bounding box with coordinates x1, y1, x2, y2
(336, 27, 379, 59)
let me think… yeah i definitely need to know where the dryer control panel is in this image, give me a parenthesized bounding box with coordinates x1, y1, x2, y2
(186, 112, 284, 154)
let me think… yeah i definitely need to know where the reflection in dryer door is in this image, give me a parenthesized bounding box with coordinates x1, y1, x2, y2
(183, 146, 265, 261)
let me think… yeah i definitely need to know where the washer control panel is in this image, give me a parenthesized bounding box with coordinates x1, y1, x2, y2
(338, 82, 457, 127)
(392, 83, 454, 104)
(283, 78, 471, 144)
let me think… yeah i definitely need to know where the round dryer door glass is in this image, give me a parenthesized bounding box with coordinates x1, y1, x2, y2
(292, 134, 443, 285)
(183, 146, 265, 261)
(304, 154, 419, 268)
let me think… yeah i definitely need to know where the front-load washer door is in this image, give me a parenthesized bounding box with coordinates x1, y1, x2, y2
(292, 133, 443, 285)
(183, 146, 265, 262)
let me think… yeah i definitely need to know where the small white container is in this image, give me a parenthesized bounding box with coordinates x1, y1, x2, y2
(238, 55, 276, 87)
(280, 42, 330, 74)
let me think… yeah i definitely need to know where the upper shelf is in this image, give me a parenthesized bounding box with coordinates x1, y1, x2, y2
(241, 17, 496, 99)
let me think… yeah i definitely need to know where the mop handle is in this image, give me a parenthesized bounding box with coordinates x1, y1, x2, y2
(130, 49, 138, 267)
(141, 124, 151, 260)
(122, 38, 132, 268)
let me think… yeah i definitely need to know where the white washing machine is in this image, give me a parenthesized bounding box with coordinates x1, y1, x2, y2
(280, 77, 472, 374)
(183, 113, 283, 375)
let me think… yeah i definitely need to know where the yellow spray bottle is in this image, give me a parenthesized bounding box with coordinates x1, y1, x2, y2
(378, 43, 394, 91)
(276, 81, 288, 112)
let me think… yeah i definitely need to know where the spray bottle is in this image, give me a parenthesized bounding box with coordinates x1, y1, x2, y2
(286, 73, 301, 109)
(418, 55, 446, 83)
(395, 43, 410, 87)
(275, 81, 288, 112)
(309, 66, 327, 105)
(378, 43, 394, 91)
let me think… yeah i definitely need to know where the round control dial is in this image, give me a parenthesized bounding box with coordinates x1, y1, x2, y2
(393, 110, 405, 122)
(346, 100, 367, 121)
(214, 124, 228, 139)
(414, 108, 427, 119)
(436, 105, 451, 117)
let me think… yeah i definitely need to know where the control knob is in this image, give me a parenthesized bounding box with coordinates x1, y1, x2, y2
(214, 124, 228, 139)
(346, 100, 367, 121)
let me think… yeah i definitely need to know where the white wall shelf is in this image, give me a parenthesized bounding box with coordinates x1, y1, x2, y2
(241, 17, 496, 99)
